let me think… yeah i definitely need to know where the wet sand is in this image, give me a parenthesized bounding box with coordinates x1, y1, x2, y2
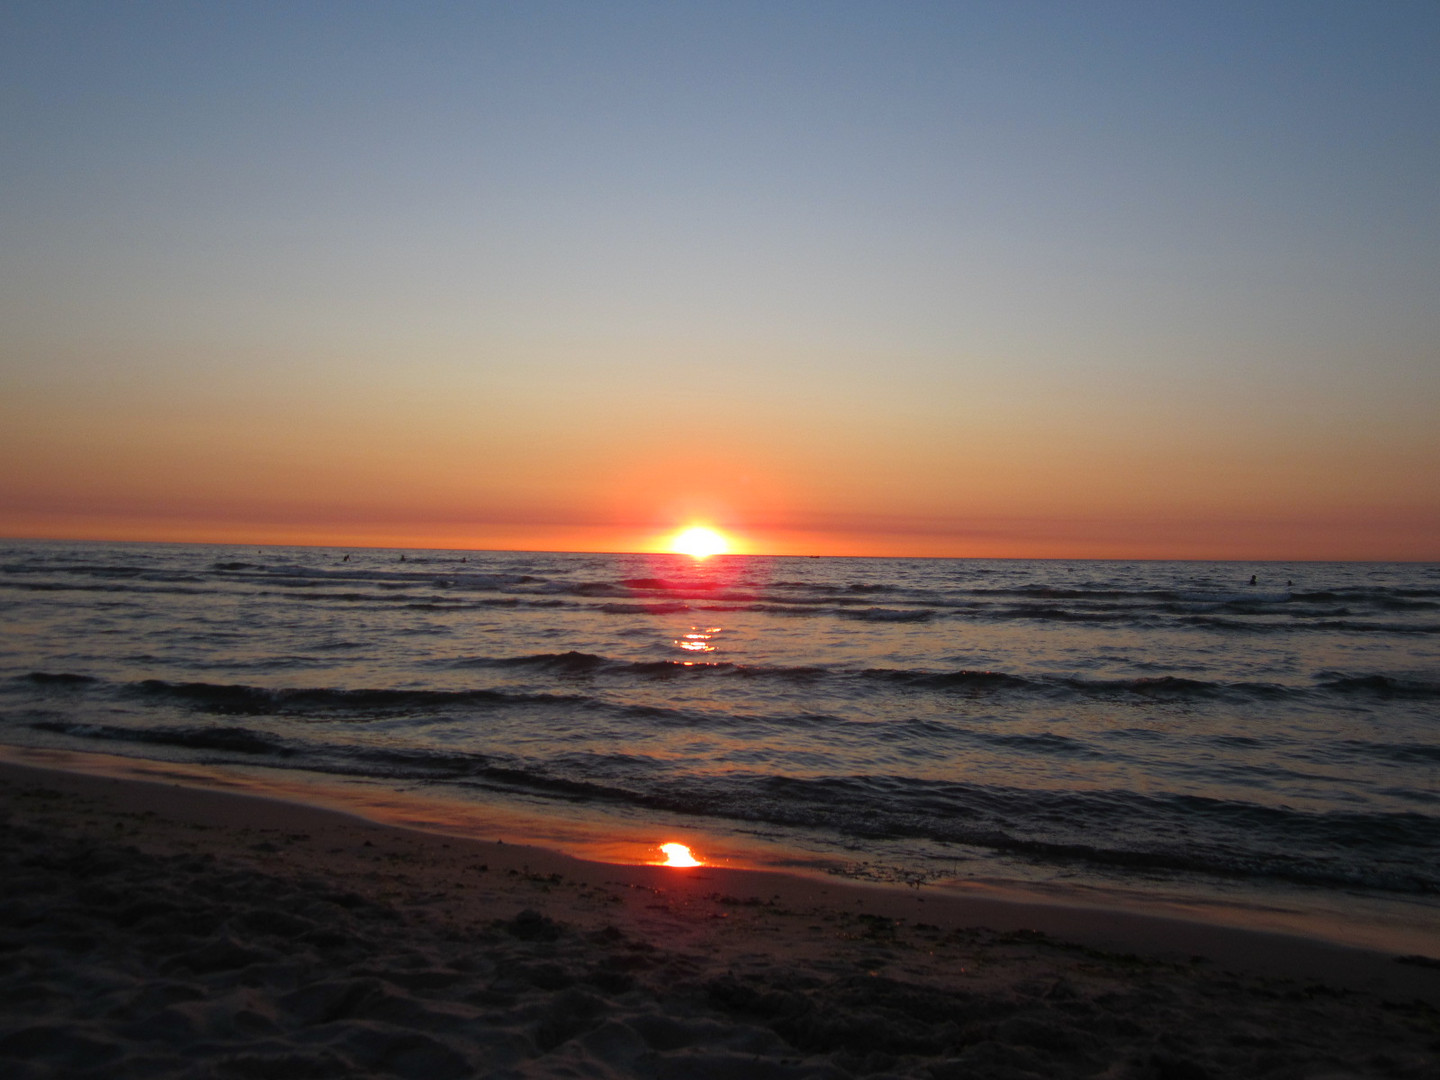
(1, 757, 1437, 1078)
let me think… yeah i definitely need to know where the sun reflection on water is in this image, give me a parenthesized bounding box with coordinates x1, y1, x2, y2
(675, 626, 721, 653)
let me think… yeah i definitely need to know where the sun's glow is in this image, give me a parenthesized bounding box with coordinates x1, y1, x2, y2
(667, 526, 729, 559)
(659, 842, 701, 867)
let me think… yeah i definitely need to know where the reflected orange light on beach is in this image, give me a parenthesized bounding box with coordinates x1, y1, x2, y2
(659, 842, 701, 867)
(665, 526, 729, 558)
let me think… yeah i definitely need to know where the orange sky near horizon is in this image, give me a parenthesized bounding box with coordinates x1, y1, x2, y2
(2, 6, 1437, 562)
(0, 358, 1434, 560)
(4, 511, 1434, 563)
(2, 351, 1436, 560)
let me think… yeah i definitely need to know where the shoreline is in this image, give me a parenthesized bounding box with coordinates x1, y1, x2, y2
(3, 755, 1439, 1077)
(1, 752, 1437, 1001)
(3, 741, 1436, 960)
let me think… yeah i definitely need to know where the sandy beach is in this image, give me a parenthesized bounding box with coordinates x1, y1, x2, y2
(1, 755, 1436, 1079)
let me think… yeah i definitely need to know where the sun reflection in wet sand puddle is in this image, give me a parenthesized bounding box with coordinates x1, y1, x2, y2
(659, 843, 701, 867)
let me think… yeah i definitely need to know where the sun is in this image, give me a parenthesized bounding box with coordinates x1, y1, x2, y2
(667, 526, 729, 559)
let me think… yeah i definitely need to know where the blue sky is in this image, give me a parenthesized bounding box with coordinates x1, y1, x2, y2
(3, 1, 1437, 556)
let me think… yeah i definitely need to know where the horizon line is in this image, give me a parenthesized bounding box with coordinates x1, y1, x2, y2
(4, 532, 1436, 565)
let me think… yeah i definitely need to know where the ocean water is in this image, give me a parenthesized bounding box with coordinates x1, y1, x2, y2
(2, 540, 1437, 946)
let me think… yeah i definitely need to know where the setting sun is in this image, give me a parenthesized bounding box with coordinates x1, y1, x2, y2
(666, 526, 729, 559)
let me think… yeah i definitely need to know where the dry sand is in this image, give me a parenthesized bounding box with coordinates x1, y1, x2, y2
(1, 756, 1437, 1079)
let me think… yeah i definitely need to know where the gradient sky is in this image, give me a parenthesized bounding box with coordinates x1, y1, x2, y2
(3, 1, 1437, 558)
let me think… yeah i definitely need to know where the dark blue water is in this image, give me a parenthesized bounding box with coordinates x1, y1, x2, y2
(2, 540, 1437, 942)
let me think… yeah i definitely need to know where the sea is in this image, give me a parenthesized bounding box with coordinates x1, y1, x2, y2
(2, 540, 1437, 952)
